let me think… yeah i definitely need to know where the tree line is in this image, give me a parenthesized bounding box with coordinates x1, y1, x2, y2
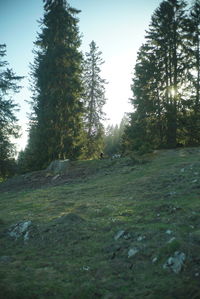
(123, 0, 200, 154)
(1, 0, 200, 179)
(1, 0, 109, 178)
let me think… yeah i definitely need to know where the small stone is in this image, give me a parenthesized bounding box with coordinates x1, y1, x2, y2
(128, 248, 138, 258)
(123, 233, 131, 240)
(166, 230, 173, 235)
(24, 231, 29, 242)
(114, 230, 125, 241)
(180, 168, 185, 173)
(167, 237, 176, 243)
(192, 179, 198, 183)
(152, 257, 158, 263)
(52, 174, 60, 181)
(137, 235, 145, 241)
(0, 256, 14, 263)
(82, 266, 90, 271)
(195, 273, 199, 277)
(163, 251, 186, 274)
(8, 221, 32, 239)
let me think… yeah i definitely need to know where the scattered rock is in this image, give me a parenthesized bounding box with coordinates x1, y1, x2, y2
(46, 159, 70, 174)
(167, 237, 176, 244)
(8, 221, 32, 240)
(137, 235, 146, 241)
(52, 174, 60, 181)
(180, 168, 185, 173)
(163, 251, 186, 274)
(82, 266, 90, 271)
(114, 230, 125, 241)
(128, 247, 139, 258)
(114, 230, 131, 241)
(24, 231, 30, 242)
(0, 256, 14, 263)
(192, 179, 198, 183)
(166, 230, 173, 235)
(152, 257, 158, 263)
(124, 233, 131, 240)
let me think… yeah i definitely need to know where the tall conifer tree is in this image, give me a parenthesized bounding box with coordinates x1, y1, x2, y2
(82, 41, 107, 159)
(0, 44, 23, 178)
(124, 0, 188, 152)
(27, 0, 83, 169)
(185, 0, 200, 144)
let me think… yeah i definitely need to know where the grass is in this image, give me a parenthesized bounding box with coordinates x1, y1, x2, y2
(0, 148, 200, 298)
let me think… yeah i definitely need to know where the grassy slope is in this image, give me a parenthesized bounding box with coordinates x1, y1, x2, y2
(0, 148, 200, 298)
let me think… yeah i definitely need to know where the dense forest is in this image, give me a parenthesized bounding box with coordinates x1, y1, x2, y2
(0, 0, 200, 179)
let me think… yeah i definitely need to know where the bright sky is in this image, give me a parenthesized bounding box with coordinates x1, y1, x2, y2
(0, 0, 163, 151)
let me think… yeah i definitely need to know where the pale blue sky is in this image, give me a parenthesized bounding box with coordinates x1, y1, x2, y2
(0, 0, 164, 150)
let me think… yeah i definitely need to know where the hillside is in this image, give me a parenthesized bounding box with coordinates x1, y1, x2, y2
(1, 148, 200, 298)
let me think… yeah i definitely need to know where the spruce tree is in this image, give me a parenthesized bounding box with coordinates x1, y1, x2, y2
(184, 0, 200, 144)
(124, 0, 188, 153)
(27, 0, 83, 169)
(82, 41, 107, 159)
(0, 44, 23, 178)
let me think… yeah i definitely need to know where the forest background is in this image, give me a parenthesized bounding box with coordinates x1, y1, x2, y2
(0, 0, 199, 178)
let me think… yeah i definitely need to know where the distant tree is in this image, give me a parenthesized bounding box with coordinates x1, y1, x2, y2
(104, 116, 128, 156)
(82, 41, 107, 159)
(0, 44, 23, 178)
(25, 0, 83, 170)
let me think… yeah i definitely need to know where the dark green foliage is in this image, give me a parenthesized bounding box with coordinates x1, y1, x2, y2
(124, 0, 200, 153)
(82, 41, 107, 159)
(24, 0, 83, 170)
(184, 0, 200, 144)
(0, 44, 23, 178)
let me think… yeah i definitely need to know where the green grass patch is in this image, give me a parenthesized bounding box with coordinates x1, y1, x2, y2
(1, 148, 200, 298)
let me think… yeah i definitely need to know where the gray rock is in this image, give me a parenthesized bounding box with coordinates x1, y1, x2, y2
(137, 235, 146, 241)
(167, 237, 176, 243)
(0, 256, 14, 263)
(128, 247, 138, 258)
(52, 174, 60, 181)
(24, 231, 30, 242)
(8, 221, 32, 240)
(114, 230, 125, 241)
(163, 251, 186, 274)
(46, 159, 70, 174)
(152, 257, 158, 263)
(192, 179, 198, 183)
(123, 233, 131, 240)
(166, 230, 173, 235)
